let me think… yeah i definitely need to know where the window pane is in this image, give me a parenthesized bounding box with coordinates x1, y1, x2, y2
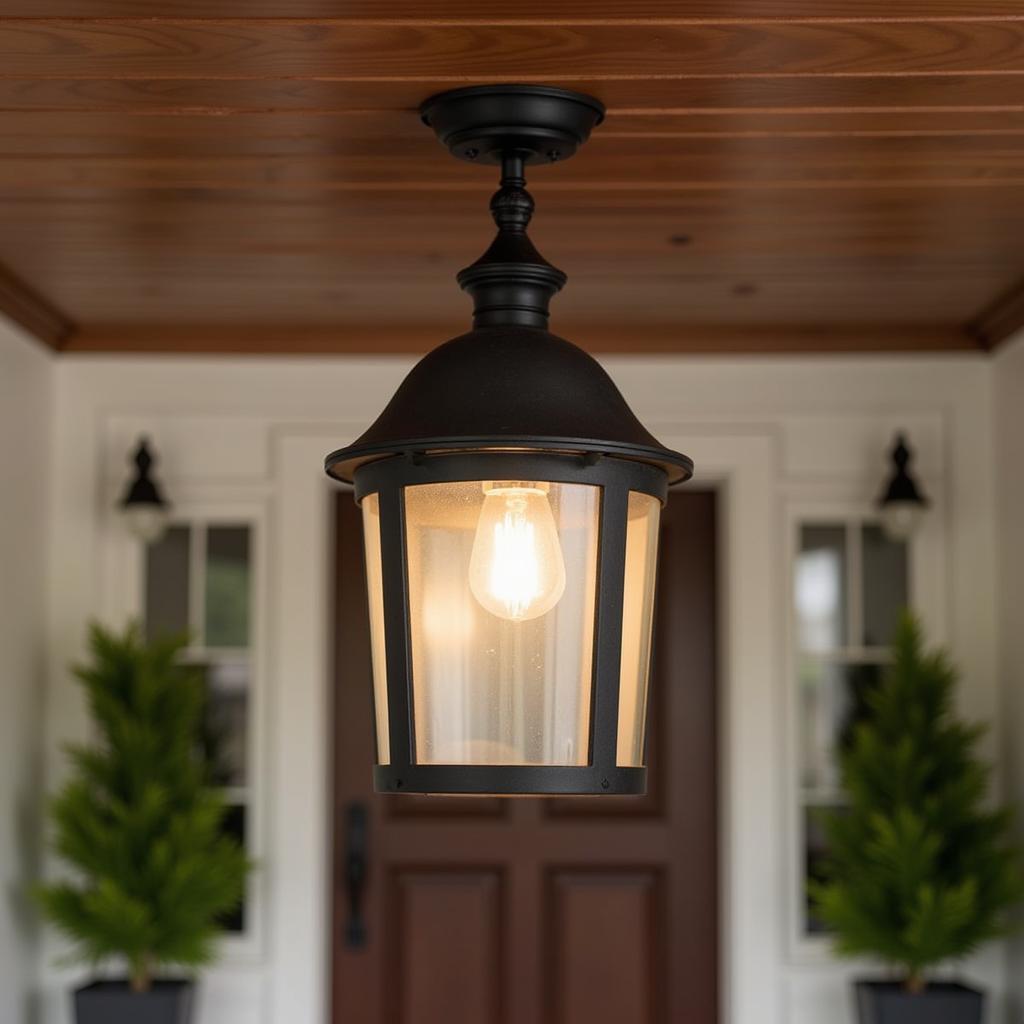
(800, 660, 884, 793)
(144, 525, 191, 642)
(405, 480, 600, 767)
(219, 804, 246, 934)
(199, 660, 249, 788)
(361, 494, 390, 765)
(796, 526, 847, 652)
(617, 491, 661, 768)
(805, 804, 845, 935)
(205, 526, 251, 648)
(862, 525, 908, 648)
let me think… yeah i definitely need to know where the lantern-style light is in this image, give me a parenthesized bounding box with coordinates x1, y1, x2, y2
(325, 86, 693, 796)
(119, 437, 171, 544)
(878, 433, 929, 541)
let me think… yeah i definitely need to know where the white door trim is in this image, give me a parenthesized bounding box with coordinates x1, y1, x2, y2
(268, 424, 784, 1024)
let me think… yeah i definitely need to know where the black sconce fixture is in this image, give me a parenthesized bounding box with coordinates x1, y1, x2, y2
(325, 86, 693, 796)
(878, 433, 929, 541)
(119, 437, 170, 544)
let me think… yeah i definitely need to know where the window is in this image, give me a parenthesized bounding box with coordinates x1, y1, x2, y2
(793, 520, 909, 937)
(144, 522, 255, 935)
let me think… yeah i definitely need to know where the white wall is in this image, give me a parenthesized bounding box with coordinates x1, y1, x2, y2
(994, 332, 1024, 1019)
(0, 319, 53, 1024)
(36, 350, 1003, 1024)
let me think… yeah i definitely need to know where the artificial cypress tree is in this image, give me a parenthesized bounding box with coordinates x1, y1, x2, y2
(37, 623, 251, 993)
(812, 614, 1022, 993)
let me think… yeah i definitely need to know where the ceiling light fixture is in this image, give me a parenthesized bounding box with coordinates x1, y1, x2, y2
(325, 85, 693, 796)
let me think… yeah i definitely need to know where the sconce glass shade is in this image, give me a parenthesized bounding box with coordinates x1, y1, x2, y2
(878, 434, 928, 542)
(122, 503, 172, 545)
(879, 502, 925, 543)
(119, 438, 171, 544)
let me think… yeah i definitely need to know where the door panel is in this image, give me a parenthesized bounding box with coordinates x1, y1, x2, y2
(546, 869, 665, 1024)
(388, 868, 505, 1024)
(333, 490, 718, 1024)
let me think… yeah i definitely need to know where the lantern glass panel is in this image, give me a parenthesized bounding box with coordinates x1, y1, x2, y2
(403, 479, 600, 766)
(361, 493, 391, 765)
(616, 491, 661, 767)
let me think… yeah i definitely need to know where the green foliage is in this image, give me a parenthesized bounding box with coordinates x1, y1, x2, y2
(812, 614, 1023, 989)
(37, 623, 251, 991)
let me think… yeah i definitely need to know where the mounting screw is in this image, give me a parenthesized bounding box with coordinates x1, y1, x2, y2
(464, 147, 479, 160)
(601, 778, 610, 790)
(547, 149, 562, 162)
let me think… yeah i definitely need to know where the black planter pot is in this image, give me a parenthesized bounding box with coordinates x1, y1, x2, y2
(856, 980, 984, 1024)
(74, 979, 194, 1024)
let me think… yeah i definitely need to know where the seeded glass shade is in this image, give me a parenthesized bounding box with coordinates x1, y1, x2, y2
(617, 492, 661, 767)
(352, 447, 671, 793)
(365, 480, 599, 767)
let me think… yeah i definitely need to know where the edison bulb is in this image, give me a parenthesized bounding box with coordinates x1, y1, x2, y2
(468, 482, 566, 621)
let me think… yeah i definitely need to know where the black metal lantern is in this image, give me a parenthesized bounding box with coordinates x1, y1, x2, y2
(325, 86, 693, 796)
(119, 437, 171, 544)
(878, 433, 929, 542)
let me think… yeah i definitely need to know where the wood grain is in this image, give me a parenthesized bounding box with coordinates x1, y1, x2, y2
(8, 188, 1024, 261)
(19, 262, 1005, 326)
(0, 261, 73, 349)
(63, 323, 980, 355)
(0, 178, 1016, 333)
(1, 22, 1023, 81)
(13, 110, 1024, 158)
(5, 132, 1024, 190)
(967, 277, 1024, 348)
(0, 3, 1020, 352)
(3, 75, 1024, 115)
(9, 2, 1024, 19)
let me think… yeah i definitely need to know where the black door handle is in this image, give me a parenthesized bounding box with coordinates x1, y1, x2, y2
(343, 801, 369, 949)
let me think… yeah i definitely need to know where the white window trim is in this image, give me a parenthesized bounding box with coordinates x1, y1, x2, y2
(782, 496, 947, 965)
(101, 495, 271, 966)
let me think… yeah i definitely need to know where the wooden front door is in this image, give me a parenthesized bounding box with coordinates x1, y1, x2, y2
(332, 491, 718, 1024)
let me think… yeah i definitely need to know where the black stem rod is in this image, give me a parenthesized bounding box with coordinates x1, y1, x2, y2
(500, 151, 526, 189)
(457, 147, 566, 329)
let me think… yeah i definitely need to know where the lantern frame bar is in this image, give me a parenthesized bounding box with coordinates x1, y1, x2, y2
(353, 450, 667, 505)
(355, 450, 665, 795)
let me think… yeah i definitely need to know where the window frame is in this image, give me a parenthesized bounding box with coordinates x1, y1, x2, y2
(783, 494, 945, 964)
(105, 497, 269, 964)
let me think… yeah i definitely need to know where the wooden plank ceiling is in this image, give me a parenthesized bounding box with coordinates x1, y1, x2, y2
(2, 2, 1024, 355)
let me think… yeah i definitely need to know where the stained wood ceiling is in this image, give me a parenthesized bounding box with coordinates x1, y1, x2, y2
(2, 3, 1024, 355)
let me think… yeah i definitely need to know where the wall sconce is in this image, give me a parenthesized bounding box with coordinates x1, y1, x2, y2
(878, 433, 929, 542)
(119, 437, 170, 544)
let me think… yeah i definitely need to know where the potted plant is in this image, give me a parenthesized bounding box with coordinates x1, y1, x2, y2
(37, 624, 251, 1024)
(813, 614, 1023, 1024)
